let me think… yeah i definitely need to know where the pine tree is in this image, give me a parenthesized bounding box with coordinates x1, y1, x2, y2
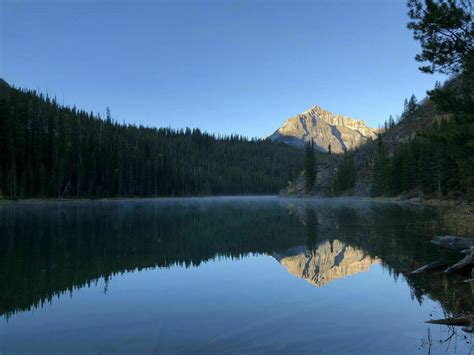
(407, 94, 418, 116)
(333, 153, 357, 195)
(388, 115, 395, 129)
(372, 134, 388, 196)
(304, 140, 316, 193)
(407, 0, 473, 75)
(402, 145, 417, 191)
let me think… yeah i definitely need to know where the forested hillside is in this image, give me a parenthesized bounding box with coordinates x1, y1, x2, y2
(320, 0, 474, 200)
(370, 0, 473, 199)
(0, 81, 303, 198)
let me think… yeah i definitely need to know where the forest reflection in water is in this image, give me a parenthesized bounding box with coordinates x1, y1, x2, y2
(0, 197, 473, 354)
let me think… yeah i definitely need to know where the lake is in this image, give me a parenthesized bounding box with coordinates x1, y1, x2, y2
(0, 196, 473, 354)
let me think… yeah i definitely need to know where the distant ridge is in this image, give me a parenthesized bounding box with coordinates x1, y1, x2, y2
(269, 105, 378, 153)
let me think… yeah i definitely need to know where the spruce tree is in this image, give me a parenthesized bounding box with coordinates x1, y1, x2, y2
(333, 153, 357, 194)
(372, 134, 388, 196)
(304, 140, 316, 193)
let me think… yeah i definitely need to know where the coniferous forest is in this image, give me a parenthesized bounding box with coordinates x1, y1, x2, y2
(370, 0, 474, 199)
(0, 81, 303, 199)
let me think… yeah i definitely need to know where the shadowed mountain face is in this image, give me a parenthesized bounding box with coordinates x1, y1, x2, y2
(269, 105, 378, 153)
(274, 240, 380, 287)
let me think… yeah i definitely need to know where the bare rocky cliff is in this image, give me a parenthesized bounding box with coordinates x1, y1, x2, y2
(269, 105, 378, 153)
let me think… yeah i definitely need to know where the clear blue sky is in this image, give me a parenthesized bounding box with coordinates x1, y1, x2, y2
(1, 0, 445, 137)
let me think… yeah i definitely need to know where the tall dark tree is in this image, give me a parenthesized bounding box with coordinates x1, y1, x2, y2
(304, 140, 316, 193)
(333, 153, 357, 194)
(388, 115, 396, 129)
(372, 133, 389, 196)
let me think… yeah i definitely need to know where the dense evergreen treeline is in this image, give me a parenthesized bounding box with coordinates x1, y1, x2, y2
(333, 153, 357, 194)
(0, 82, 303, 198)
(370, 0, 473, 199)
(299, 0, 473, 199)
(372, 106, 474, 198)
(371, 59, 474, 198)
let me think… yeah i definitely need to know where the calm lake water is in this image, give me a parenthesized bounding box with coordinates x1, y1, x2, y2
(0, 196, 473, 354)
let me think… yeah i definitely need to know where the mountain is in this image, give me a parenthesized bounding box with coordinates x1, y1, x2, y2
(269, 105, 378, 153)
(274, 240, 380, 287)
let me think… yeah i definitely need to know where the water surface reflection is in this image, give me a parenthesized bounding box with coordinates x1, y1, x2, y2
(0, 197, 472, 354)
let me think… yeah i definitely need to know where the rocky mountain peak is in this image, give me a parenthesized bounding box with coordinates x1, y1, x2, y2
(269, 105, 378, 153)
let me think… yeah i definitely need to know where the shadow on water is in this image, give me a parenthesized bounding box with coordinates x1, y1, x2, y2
(0, 197, 472, 350)
(0, 198, 308, 317)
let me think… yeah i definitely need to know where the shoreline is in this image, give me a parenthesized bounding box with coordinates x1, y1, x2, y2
(0, 195, 280, 205)
(281, 192, 473, 207)
(0, 194, 471, 206)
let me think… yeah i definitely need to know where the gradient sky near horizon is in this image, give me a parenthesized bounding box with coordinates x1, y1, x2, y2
(1, 0, 445, 137)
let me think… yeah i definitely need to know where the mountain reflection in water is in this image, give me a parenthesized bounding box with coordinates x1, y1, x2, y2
(275, 240, 380, 287)
(0, 197, 473, 354)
